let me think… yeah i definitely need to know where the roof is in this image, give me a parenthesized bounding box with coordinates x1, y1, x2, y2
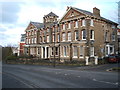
(31, 22, 44, 29)
(45, 12, 58, 17)
(74, 7, 118, 25)
(60, 6, 118, 25)
(73, 7, 93, 16)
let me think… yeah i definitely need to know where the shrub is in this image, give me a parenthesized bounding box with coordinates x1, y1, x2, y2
(6, 55, 18, 60)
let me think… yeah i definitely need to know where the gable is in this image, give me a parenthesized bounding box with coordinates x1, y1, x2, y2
(25, 23, 36, 31)
(60, 8, 86, 22)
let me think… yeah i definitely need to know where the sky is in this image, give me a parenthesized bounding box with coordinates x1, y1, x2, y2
(0, 0, 119, 46)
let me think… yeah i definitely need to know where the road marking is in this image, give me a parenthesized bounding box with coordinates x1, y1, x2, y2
(93, 78, 118, 85)
(55, 72, 61, 74)
(77, 76, 80, 78)
(64, 74, 67, 76)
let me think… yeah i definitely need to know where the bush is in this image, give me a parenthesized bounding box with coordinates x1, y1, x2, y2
(18, 55, 30, 59)
(6, 55, 18, 60)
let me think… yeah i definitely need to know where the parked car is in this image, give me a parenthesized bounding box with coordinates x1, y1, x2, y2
(107, 54, 120, 63)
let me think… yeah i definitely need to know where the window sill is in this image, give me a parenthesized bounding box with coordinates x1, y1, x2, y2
(79, 56, 84, 58)
(81, 26, 85, 27)
(73, 56, 78, 58)
(82, 39, 86, 40)
(90, 25, 94, 27)
(90, 39, 95, 40)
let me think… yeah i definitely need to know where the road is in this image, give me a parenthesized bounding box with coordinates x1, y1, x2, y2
(2, 64, 119, 88)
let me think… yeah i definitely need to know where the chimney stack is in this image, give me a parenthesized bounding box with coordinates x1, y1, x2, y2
(93, 7, 100, 17)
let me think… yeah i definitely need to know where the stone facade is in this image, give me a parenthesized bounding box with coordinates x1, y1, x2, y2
(24, 7, 118, 64)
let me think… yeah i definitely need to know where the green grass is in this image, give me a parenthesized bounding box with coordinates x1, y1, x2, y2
(112, 67, 120, 71)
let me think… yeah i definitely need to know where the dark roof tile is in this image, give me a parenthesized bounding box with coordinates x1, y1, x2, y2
(31, 22, 44, 29)
(45, 12, 58, 17)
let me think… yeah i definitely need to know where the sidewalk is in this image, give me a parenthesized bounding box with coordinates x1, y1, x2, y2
(48, 63, 119, 72)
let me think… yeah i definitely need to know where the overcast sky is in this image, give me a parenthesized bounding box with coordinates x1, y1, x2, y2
(0, 0, 119, 46)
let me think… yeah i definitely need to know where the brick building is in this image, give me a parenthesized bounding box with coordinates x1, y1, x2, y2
(24, 7, 118, 65)
(18, 34, 26, 56)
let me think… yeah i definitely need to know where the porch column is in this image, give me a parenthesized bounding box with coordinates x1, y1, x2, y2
(41, 47, 43, 58)
(85, 56, 89, 65)
(48, 47, 50, 58)
(95, 56, 98, 65)
(108, 45, 110, 55)
(45, 46, 47, 58)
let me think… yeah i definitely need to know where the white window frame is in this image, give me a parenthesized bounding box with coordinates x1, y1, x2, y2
(82, 30, 86, 40)
(90, 19, 94, 26)
(57, 34, 60, 42)
(68, 32, 71, 41)
(105, 45, 114, 56)
(90, 30, 94, 40)
(75, 21, 78, 28)
(75, 31, 79, 41)
(82, 19, 86, 26)
(62, 33, 66, 41)
(73, 46, 78, 58)
(31, 38, 34, 44)
(34, 38, 36, 43)
(80, 46, 84, 58)
(63, 24, 65, 30)
(29, 39, 30, 44)
(63, 46, 67, 57)
(47, 35, 49, 42)
(52, 35, 55, 42)
(34, 31, 37, 35)
(68, 22, 71, 29)
(90, 47, 94, 57)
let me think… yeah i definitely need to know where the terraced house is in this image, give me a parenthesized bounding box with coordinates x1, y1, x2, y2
(24, 6, 118, 65)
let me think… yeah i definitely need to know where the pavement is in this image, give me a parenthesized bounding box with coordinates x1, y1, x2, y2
(2, 63, 120, 88)
(21, 63, 120, 72)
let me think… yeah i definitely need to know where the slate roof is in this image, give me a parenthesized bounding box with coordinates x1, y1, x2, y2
(73, 7, 93, 16)
(45, 12, 58, 17)
(66, 7, 118, 25)
(31, 22, 44, 29)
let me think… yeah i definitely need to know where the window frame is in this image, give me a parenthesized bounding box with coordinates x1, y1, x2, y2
(82, 19, 86, 26)
(82, 29, 86, 40)
(90, 30, 94, 40)
(68, 32, 71, 41)
(73, 46, 78, 58)
(62, 33, 66, 41)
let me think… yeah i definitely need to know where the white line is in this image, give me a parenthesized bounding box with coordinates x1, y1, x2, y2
(93, 78, 118, 85)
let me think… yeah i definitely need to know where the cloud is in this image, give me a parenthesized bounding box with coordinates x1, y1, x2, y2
(0, 0, 119, 46)
(1, 2, 24, 24)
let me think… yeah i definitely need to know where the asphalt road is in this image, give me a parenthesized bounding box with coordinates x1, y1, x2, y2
(2, 64, 120, 88)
